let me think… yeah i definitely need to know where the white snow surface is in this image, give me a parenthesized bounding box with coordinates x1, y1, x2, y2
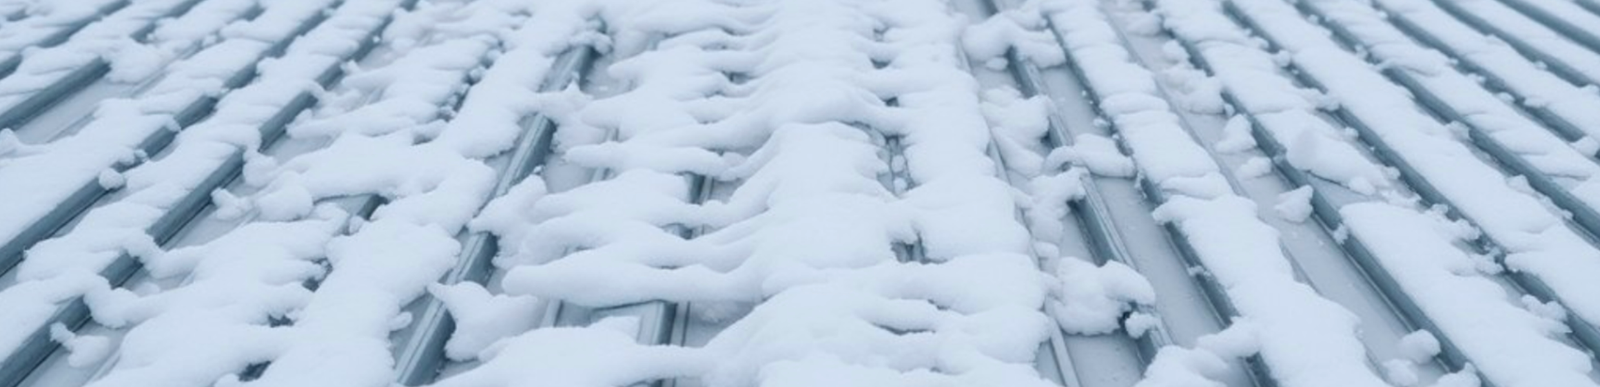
(1046, 1, 1387, 386)
(1226, 2, 1600, 385)
(9, 0, 1600, 386)
(0, 0, 354, 365)
(1372, 0, 1600, 145)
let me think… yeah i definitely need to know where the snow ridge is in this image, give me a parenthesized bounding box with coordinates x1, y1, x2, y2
(0, 0, 350, 368)
(441, 0, 1060, 385)
(1048, 1, 1387, 386)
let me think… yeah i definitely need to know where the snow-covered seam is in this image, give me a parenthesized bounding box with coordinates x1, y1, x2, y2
(1044, 1, 1389, 386)
(0, 0, 34, 19)
(83, 213, 350, 387)
(1371, 0, 1600, 150)
(0, 0, 338, 274)
(1147, 0, 1388, 196)
(1302, 0, 1600, 340)
(0, 0, 266, 121)
(431, 0, 1059, 386)
(73, 1, 467, 384)
(1228, 0, 1600, 385)
(1426, 0, 1600, 86)
(0, 0, 388, 373)
(391, 0, 604, 382)
(235, 2, 601, 386)
(0, 0, 128, 73)
(0, 0, 222, 133)
(1494, 0, 1600, 71)
(1341, 202, 1591, 387)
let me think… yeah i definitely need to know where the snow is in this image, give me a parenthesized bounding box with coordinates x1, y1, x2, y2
(466, 0, 1063, 386)
(0, 0, 341, 280)
(1303, 0, 1600, 220)
(1383, 359, 1420, 387)
(82, 213, 346, 387)
(1344, 203, 1595, 386)
(1048, 258, 1155, 335)
(1236, 156, 1271, 179)
(1123, 312, 1159, 338)
(1044, 133, 1135, 177)
(961, 6, 1066, 68)
(1134, 346, 1228, 387)
(3, 0, 1599, 385)
(1133, 321, 1261, 387)
(1228, 2, 1600, 384)
(0, 0, 415, 383)
(97, 169, 125, 190)
(426, 282, 540, 362)
(1425, 0, 1600, 86)
(0, 0, 127, 65)
(1051, 1, 1389, 386)
(1164, 0, 1600, 384)
(1274, 186, 1313, 223)
(1147, 0, 1390, 196)
(1025, 169, 1085, 244)
(1398, 330, 1441, 364)
(50, 323, 114, 368)
(0, 0, 243, 116)
(425, 324, 702, 387)
(225, 2, 576, 384)
(982, 88, 1051, 176)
